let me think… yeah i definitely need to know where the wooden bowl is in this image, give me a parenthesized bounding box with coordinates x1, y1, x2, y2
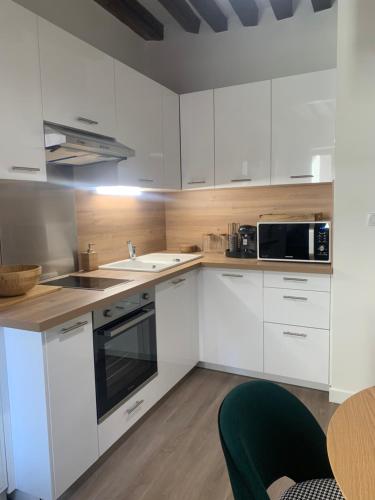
(179, 245, 197, 254)
(0, 265, 42, 297)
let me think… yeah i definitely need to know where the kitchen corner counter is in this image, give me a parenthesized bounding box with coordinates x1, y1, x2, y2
(0, 254, 332, 332)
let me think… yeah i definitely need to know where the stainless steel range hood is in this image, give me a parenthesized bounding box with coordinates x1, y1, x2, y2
(44, 121, 135, 166)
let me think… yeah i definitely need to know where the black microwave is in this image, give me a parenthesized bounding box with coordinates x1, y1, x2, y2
(257, 221, 331, 263)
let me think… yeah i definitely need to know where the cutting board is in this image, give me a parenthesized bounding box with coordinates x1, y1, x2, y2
(0, 284, 62, 310)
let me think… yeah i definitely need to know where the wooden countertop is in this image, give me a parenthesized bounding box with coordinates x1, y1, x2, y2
(327, 387, 375, 499)
(0, 254, 332, 332)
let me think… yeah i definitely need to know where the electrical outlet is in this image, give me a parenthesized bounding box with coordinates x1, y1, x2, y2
(367, 213, 375, 226)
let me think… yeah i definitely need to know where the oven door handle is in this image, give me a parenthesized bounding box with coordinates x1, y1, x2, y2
(102, 308, 155, 338)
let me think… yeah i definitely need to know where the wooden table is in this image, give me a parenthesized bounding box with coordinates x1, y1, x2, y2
(327, 387, 375, 500)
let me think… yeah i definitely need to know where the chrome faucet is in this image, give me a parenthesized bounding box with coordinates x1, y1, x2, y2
(127, 240, 136, 260)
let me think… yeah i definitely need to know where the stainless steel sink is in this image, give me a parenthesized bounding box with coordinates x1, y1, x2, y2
(99, 253, 202, 273)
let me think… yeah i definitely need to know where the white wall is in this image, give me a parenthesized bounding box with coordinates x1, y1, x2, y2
(145, 1, 337, 93)
(330, 0, 375, 403)
(13, 0, 148, 75)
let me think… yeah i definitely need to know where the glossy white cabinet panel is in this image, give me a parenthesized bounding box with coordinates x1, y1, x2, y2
(271, 69, 336, 185)
(98, 375, 161, 455)
(264, 322, 329, 384)
(264, 272, 331, 292)
(3, 315, 99, 500)
(38, 18, 116, 137)
(214, 81, 271, 188)
(162, 88, 181, 190)
(0, 398, 6, 494)
(44, 314, 99, 498)
(0, 0, 46, 182)
(156, 271, 199, 393)
(264, 287, 331, 330)
(116, 61, 164, 188)
(199, 269, 263, 372)
(180, 90, 215, 189)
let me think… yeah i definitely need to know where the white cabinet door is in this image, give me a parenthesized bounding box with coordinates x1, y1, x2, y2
(0, 0, 46, 182)
(199, 268, 263, 372)
(38, 18, 116, 137)
(115, 61, 164, 189)
(156, 271, 199, 394)
(271, 69, 336, 185)
(264, 288, 331, 330)
(214, 81, 271, 188)
(180, 90, 215, 189)
(264, 322, 329, 384)
(44, 314, 99, 498)
(0, 398, 6, 494)
(162, 88, 181, 190)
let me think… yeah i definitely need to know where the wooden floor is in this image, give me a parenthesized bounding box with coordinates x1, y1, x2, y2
(64, 368, 338, 500)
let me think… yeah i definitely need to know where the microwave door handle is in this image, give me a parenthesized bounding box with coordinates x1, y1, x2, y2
(102, 309, 155, 338)
(309, 223, 315, 260)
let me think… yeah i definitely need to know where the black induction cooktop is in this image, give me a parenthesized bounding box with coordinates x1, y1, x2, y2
(42, 276, 133, 291)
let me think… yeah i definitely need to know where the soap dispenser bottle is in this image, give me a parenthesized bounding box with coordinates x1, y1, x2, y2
(80, 243, 98, 272)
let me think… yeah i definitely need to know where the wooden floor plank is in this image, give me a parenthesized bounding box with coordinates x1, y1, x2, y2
(63, 368, 338, 500)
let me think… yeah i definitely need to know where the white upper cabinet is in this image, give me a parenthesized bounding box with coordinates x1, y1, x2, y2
(38, 18, 116, 137)
(214, 81, 271, 188)
(115, 61, 164, 189)
(271, 69, 336, 185)
(0, 0, 46, 182)
(162, 88, 181, 190)
(180, 90, 215, 189)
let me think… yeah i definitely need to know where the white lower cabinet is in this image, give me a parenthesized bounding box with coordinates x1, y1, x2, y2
(3, 314, 98, 500)
(98, 375, 161, 455)
(0, 398, 6, 494)
(199, 268, 263, 372)
(264, 287, 330, 330)
(264, 323, 329, 384)
(156, 270, 199, 393)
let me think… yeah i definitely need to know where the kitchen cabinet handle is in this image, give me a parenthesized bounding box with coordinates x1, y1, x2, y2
(77, 116, 99, 125)
(290, 175, 314, 179)
(283, 331, 308, 338)
(126, 399, 144, 415)
(60, 320, 88, 334)
(138, 178, 154, 183)
(171, 278, 186, 285)
(11, 166, 41, 173)
(231, 178, 252, 182)
(187, 180, 206, 185)
(222, 273, 244, 278)
(283, 295, 308, 301)
(283, 277, 308, 283)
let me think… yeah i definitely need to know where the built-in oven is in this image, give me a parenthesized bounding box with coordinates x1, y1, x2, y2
(257, 221, 331, 263)
(93, 288, 157, 422)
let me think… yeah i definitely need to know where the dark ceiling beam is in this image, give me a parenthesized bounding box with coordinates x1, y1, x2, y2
(229, 0, 259, 26)
(188, 0, 228, 32)
(94, 0, 164, 40)
(311, 0, 334, 12)
(158, 0, 201, 33)
(269, 0, 295, 20)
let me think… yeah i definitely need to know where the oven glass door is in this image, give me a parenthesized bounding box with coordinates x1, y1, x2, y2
(258, 223, 311, 261)
(94, 303, 157, 421)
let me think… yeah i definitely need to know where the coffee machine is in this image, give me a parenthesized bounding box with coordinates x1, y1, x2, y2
(239, 225, 257, 258)
(226, 223, 257, 258)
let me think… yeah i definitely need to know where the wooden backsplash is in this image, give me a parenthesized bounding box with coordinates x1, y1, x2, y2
(75, 190, 166, 265)
(75, 183, 333, 263)
(164, 183, 333, 251)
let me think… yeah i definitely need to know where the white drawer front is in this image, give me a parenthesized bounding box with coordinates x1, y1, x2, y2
(264, 288, 330, 329)
(264, 272, 331, 292)
(264, 322, 329, 384)
(98, 376, 160, 455)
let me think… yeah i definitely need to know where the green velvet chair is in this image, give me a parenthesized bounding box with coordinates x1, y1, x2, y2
(218, 380, 343, 500)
